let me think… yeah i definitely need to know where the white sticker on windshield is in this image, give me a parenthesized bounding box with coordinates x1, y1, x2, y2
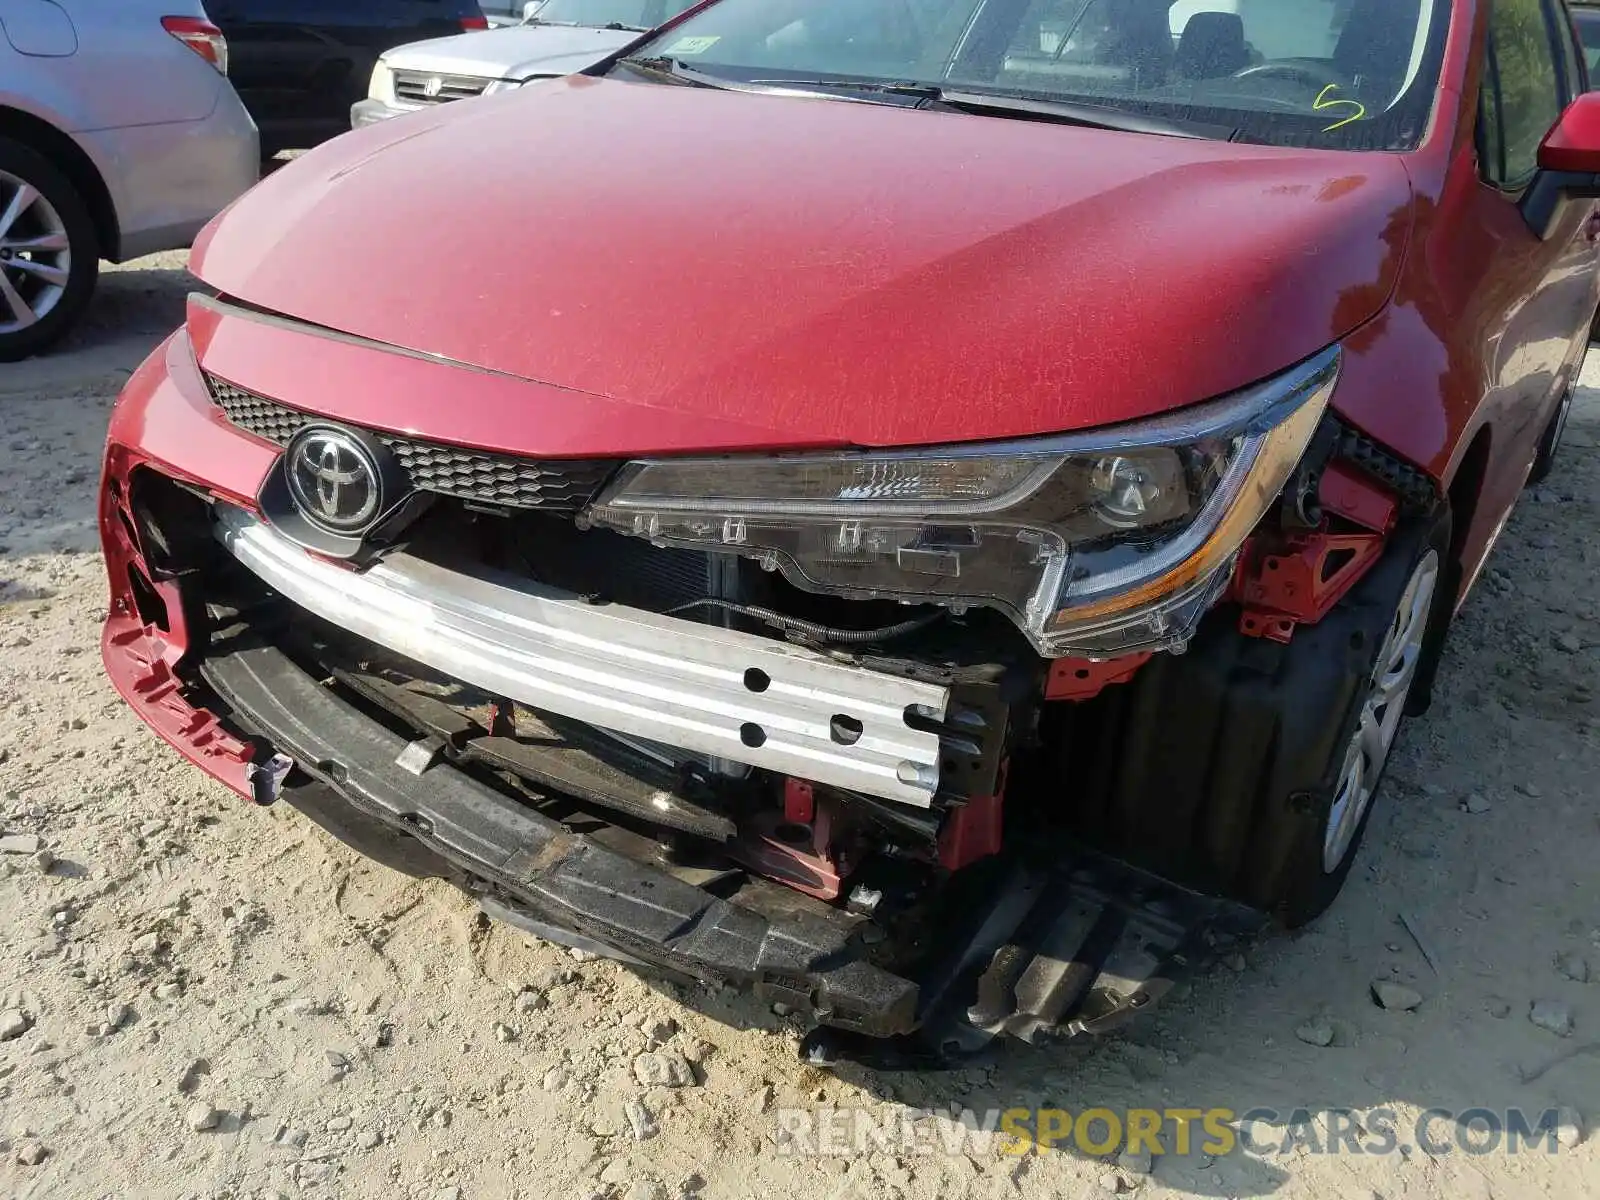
(665, 35, 720, 54)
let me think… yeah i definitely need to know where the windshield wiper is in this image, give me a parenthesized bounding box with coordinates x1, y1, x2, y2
(936, 89, 1233, 139)
(617, 55, 730, 88)
(749, 77, 1234, 139)
(749, 77, 942, 99)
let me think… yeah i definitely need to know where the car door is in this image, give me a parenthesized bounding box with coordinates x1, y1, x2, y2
(1470, 0, 1598, 499)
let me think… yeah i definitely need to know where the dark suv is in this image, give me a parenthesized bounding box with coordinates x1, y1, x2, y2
(206, 0, 489, 155)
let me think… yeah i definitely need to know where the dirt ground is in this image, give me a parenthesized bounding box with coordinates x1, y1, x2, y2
(1, 255, 1598, 1200)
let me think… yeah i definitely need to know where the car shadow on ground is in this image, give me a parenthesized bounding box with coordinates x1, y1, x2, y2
(54, 260, 194, 363)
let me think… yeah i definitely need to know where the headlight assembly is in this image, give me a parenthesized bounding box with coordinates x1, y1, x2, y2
(368, 60, 397, 105)
(585, 346, 1340, 657)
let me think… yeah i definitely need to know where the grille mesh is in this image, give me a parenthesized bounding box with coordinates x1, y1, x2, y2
(393, 72, 491, 104)
(205, 374, 616, 513)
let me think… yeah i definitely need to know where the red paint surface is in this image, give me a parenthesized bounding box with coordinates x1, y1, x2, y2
(1232, 532, 1387, 643)
(191, 77, 1412, 452)
(99, 426, 256, 801)
(1539, 91, 1600, 175)
(1314, 2, 1598, 602)
(783, 778, 816, 827)
(1319, 460, 1399, 534)
(182, 11, 1600, 598)
(1044, 654, 1153, 702)
(106, 0, 1600, 783)
(937, 778, 1007, 873)
(733, 807, 845, 901)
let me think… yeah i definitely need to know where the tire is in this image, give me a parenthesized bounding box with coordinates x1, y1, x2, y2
(0, 137, 100, 363)
(1527, 382, 1572, 486)
(1046, 506, 1454, 928)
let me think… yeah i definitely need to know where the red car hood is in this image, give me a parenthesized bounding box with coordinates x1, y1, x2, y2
(192, 77, 1413, 452)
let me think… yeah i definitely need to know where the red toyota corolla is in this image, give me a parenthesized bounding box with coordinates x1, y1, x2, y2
(100, 0, 1598, 1061)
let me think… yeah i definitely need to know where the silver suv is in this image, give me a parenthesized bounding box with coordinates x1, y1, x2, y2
(0, 1, 259, 361)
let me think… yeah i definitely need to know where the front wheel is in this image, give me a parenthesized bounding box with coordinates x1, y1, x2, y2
(1527, 383, 1573, 486)
(1053, 506, 1455, 928)
(0, 137, 100, 363)
(1318, 542, 1440, 873)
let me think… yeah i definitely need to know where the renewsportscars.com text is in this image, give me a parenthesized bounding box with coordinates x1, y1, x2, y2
(773, 1105, 1580, 1159)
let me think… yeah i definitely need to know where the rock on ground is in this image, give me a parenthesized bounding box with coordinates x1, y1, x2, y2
(1556, 1108, 1585, 1149)
(1295, 1018, 1336, 1047)
(632, 1050, 696, 1088)
(1555, 951, 1590, 983)
(0, 1008, 32, 1040)
(1370, 981, 1424, 1012)
(15, 1142, 47, 1167)
(1529, 1000, 1576, 1038)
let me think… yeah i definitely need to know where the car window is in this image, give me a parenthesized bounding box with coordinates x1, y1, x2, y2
(630, 0, 1451, 151)
(1574, 8, 1600, 81)
(1483, 0, 1567, 185)
(1552, 2, 1589, 94)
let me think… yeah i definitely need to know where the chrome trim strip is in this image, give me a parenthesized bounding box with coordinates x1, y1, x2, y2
(215, 506, 948, 807)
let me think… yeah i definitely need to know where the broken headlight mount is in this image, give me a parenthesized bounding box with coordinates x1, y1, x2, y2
(585, 346, 1341, 657)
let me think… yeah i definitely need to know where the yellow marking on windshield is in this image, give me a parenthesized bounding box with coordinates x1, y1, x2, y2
(1313, 84, 1367, 133)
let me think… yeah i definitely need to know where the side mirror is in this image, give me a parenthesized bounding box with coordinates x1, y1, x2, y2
(523, 1, 543, 20)
(1524, 93, 1600, 238)
(1539, 90, 1600, 173)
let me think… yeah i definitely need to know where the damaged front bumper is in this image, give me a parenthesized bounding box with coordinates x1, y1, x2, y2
(195, 637, 1254, 1058)
(200, 639, 925, 1037)
(215, 504, 951, 808)
(98, 322, 1260, 1061)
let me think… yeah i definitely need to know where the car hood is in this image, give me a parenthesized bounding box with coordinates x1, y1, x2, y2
(191, 77, 1414, 453)
(380, 24, 634, 80)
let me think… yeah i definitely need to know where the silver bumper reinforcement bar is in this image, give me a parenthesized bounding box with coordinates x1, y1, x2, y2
(214, 505, 950, 807)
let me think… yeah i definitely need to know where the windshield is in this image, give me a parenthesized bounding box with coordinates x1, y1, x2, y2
(625, 0, 1451, 150)
(531, 0, 689, 30)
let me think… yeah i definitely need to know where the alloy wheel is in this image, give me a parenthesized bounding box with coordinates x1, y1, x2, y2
(1323, 548, 1440, 872)
(0, 168, 72, 335)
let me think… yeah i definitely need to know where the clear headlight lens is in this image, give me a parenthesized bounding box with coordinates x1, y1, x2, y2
(586, 347, 1340, 657)
(368, 60, 397, 105)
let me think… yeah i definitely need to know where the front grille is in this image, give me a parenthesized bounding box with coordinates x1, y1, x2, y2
(393, 71, 491, 105)
(205, 374, 617, 513)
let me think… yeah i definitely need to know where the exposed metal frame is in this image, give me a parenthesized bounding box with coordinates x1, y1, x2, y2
(214, 505, 951, 808)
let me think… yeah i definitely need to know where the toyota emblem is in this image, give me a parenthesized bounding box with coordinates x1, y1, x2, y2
(285, 427, 385, 535)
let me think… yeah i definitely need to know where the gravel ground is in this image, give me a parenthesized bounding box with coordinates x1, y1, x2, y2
(1, 255, 1598, 1200)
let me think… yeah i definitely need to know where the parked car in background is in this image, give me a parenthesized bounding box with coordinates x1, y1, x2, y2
(0, 0, 257, 361)
(353, 0, 691, 127)
(100, 0, 1600, 1061)
(206, 0, 489, 156)
(353, 0, 692, 128)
